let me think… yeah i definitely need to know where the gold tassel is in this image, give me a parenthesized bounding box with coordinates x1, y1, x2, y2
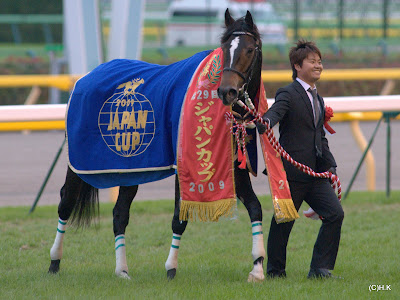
(273, 197, 300, 224)
(179, 198, 236, 222)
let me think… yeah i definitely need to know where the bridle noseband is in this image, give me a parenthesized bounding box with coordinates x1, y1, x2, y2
(222, 31, 261, 91)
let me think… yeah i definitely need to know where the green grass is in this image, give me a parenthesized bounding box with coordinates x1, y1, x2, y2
(0, 44, 58, 61)
(0, 191, 399, 299)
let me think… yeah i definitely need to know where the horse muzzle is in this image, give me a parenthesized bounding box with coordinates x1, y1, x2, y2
(217, 86, 238, 106)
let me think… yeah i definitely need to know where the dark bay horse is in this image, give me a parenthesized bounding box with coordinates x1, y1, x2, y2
(48, 9, 265, 282)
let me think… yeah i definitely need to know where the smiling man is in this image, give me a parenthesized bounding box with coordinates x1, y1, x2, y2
(258, 40, 344, 279)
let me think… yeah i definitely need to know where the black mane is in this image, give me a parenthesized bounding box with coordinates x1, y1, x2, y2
(220, 16, 261, 46)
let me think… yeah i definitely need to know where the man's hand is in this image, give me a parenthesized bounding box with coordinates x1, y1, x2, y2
(328, 167, 337, 176)
(256, 122, 267, 134)
(256, 115, 270, 135)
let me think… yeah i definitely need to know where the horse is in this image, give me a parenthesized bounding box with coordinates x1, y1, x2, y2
(48, 9, 266, 282)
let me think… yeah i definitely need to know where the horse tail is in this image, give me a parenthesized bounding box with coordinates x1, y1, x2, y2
(69, 180, 100, 228)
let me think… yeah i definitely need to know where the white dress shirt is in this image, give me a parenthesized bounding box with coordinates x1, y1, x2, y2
(296, 77, 318, 113)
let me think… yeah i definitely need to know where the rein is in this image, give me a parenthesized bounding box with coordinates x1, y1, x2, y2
(222, 31, 261, 92)
(225, 93, 342, 201)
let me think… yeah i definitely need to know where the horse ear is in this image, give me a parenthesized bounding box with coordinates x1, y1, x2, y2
(225, 8, 235, 27)
(245, 10, 254, 28)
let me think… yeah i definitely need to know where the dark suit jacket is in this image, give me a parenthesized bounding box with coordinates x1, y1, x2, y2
(263, 80, 336, 182)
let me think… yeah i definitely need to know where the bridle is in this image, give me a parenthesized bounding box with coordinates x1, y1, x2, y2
(222, 31, 261, 93)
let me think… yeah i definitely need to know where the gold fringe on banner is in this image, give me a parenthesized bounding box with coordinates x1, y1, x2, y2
(272, 197, 300, 223)
(179, 198, 237, 222)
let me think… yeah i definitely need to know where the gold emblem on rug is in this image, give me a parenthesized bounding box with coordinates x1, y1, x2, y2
(98, 78, 155, 157)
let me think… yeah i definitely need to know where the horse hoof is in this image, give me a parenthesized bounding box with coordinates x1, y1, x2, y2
(117, 270, 131, 280)
(48, 259, 60, 274)
(247, 272, 265, 283)
(167, 268, 176, 280)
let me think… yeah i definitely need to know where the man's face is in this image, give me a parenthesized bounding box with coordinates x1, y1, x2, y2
(295, 52, 323, 86)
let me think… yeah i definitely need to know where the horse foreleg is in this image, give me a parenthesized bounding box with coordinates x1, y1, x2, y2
(235, 164, 265, 282)
(165, 176, 187, 280)
(49, 167, 81, 274)
(113, 185, 138, 279)
(248, 221, 265, 282)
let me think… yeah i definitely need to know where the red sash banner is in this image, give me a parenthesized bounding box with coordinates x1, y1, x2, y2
(178, 48, 236, 222)
(257, 82, 299, 223)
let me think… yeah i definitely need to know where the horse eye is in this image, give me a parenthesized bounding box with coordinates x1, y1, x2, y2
(247, 48, 254, 54)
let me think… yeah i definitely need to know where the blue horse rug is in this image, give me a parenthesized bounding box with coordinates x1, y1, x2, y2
(67, 51, 212, 188)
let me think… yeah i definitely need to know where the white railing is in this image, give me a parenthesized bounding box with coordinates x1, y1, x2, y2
(1, 95, 400, 127)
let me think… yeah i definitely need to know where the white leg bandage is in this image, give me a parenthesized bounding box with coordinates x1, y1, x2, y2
(251, 221, 265, 261)
(115, 234, 129, 276)
(50, 219, 67, 260)
(248, 221, 265, 282)
(165, 234, 181, 271)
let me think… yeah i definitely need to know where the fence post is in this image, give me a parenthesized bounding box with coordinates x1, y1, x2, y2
(385, 113, 391, 197)
(63, 0, 103, 74)
(293, 0, 299, 42)
(383, 0, 389, 39)
(383, 111, 400, 197)
(338, 0, 344, 41)
(107, 0, 145, 61)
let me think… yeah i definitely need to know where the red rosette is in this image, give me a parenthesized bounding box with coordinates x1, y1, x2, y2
(324, 106, 336, 134)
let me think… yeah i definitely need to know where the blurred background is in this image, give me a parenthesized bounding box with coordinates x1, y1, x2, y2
(2, 0, 400, 104)
(0, 0, 399, 207)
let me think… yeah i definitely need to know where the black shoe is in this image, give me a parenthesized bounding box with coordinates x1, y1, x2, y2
(308, 268, 338, 279)
(267, 270, 286, 278)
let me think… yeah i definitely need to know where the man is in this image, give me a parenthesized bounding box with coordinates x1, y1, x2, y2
(258, 40, 344, 279)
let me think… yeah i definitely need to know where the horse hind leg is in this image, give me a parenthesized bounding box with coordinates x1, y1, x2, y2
(113, 185, 138, 279)
(48, 218, 67, 273)
(49, 167, 99, 274)
(114, 236, 130, 279)
(165, 176, 187, 280)
(49, 167, 95, 274)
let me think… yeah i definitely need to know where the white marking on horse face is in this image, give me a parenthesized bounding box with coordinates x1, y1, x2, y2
(229, 36, 240, 68)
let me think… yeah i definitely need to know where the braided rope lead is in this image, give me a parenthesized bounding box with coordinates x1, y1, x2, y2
(235, 97, 342, 201)
(225, 112, 249, 169)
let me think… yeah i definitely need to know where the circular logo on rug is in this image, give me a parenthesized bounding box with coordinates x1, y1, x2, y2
(98, 79, 155, 157)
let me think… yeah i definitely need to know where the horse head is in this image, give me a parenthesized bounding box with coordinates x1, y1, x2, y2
(217, 9, 262, 106)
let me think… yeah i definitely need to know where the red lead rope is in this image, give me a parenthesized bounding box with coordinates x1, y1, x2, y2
(225, 113, 250, 170)
(234, 98, 342, 201)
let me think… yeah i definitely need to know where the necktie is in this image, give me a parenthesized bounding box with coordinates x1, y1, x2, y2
(308, 88, 320, 126)
(308, 88, 322, 157)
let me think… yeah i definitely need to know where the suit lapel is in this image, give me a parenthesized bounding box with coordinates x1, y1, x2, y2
(293, 81, 314, 121)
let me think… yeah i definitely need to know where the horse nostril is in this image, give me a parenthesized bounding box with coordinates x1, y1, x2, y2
(228, 88, 238, 99)
(217, 87, 238, 105)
